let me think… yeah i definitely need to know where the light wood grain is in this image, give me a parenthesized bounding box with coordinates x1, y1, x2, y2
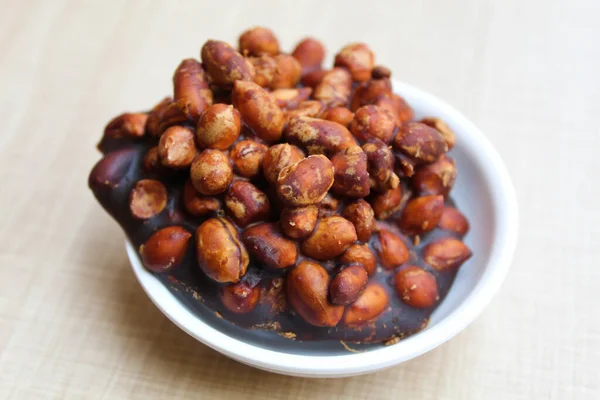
(1, 0, 599, 398)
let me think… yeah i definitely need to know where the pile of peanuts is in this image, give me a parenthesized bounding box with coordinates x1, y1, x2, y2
(94, 27, 472, 334)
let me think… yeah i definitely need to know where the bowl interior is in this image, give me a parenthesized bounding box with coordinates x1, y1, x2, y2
(126, 80, 518, 377)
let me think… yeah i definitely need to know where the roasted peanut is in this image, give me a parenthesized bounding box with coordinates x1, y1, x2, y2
(129, 179, 167, 219)
(201, 40, 255, 86)
(190, 149, 233, 195)
(140, 226, 191, 272)
(88, 148, 136, 193)
(284, 116, 356, 155)
(420, 117, 455, 150)
(343, 282, 389, 327)
(301, 69, 327, 88)
(283, 100, 323, 124)
(232, 80, 284, 143)
(280, 205, 318, 239)
(291, 38, 325, 74)
(320, 107, 354, 127)
(271, 87, 312, 109)
(342, 200, 375, 242)
(239, 27, 280, 56)
(250, 55, 301, 89)
(225, 180, 270, 227)
(411, 154, 457, 197)
(371, 65, 391, 79)
(242, 222, 298, 269)
(285, 260, 344, 327)
(334, 43, 374, 82)
(249, 54, 277, 88)
(395, 153, 417, 178)
(362, 138, 400, 192)
(196, 218, 249, 283)
(318, 193, 341, 217)
(329, 265, 368, 305)
(423, 237, 472, 271)
(330, 145, 370, 198)
(394, 266, 439, 308)
(340, 244, 377, 276)
(146, 97, 188, 137)
(276, 155, 334, 206)
(350, 105, 397, 144)
(230, 140, 268, 178)
(262, 143, 305, 185)
(301, 216, 357, 260)
(375, 94, 414, 125)
(399, 195, 444, 234)
(142, 146, 163, 174)
(313, 68, 352, 107)
(173, 59, 213, 122)
(104, 113, 147, 138)
(158, 126, 197, 168)
(220, 281, 260, 313)
(196, 104, 241, 149)
(393, 122, 448, 164)
(350, 79, 392, 111)
(371, 186, 403, 220)
(438, 207, 470, 236)
(182, 179, 220, 216)
(375, 229, 409, 269)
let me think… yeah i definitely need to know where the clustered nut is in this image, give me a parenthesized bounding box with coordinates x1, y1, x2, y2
(182, 180, 221, 216)
(201, 40, 255, 86)
(173, 59, 213, 122)
(93, 27, 475, 343)
(230, 140, 268, 178)
(399, 195, 444, 235)
(350, 105, 397, 144)
(340, 244, 377, 276)
(140, 226, 191, 272)
(239, 27, 280, 56)
(285, 116, 356, 156)
(196, 218, 249, 283)
(330, 145, 370, 198)
(375, 229, 409, 269)
(225, 180, 270, 227)
(343, 282, 389, 327)
(220, 281, 260, 314)
(190, 149, 233, 195)
(104, 113, 148, 138)
(286, 260, 344, 327)
(158, 126, 197, 168)
(342, 199, 375, 241)
(301, 216, 357, 260)
(196, 104, 241, 149)
(394, 266, 439, 308)
(232, 80, 284, 142)
(276, 155, 334, 206)
(129, 179, 168, 219)
(329, 265, 368, 305)
(423, 237, 472, 271)
(242, 222, 298, 269)
(280, 205, 319, 239)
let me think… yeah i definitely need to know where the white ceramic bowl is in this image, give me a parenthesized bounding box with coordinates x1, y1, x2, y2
(125, 80, 518, 378)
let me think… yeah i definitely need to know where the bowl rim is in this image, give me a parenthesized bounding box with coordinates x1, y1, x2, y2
(125, 80, 519, 378)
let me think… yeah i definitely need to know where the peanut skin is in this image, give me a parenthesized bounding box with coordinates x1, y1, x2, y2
(291, 38, 325, 74)
(313, 68, 352, 107)
(342, 200, 375, 242)
(340, 244, 377, 276)
(196, 104, 241, 150)
(262, 143, 305, 185)
(225, 180, 270, 227)
(140, 226, 191, 273)
(239, 27, 280, 56)
(423, 237, 472, 271)
(280, 205, 319, 239)
(394, 266, 439, 308)
(230, 140, 268, 178)
(242, 222, 298, 269)
(399, 195, 444, 235)
(350, 105, 397, 144)
(376, 229, 409, 269)
(158, 126, 197, 169)
(334, 43, 375, 82)
(329, 265, 368, 305)
(330, 145, 370, 198)
(284, 116, 356, 156)
(104, 113, 147, 138)
(220, 281, 260, 314)
(343, 282, 389, 327)
(190, 149, 233, 196)
(393, 122, 448, 164)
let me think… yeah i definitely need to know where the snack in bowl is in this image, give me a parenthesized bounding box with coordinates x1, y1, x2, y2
(89, 27, 473, 346)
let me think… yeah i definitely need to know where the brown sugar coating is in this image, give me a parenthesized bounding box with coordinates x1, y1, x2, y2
(89, 27, 473, 346)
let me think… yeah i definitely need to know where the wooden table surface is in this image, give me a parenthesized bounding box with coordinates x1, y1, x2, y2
(1, 0, 599, 398)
